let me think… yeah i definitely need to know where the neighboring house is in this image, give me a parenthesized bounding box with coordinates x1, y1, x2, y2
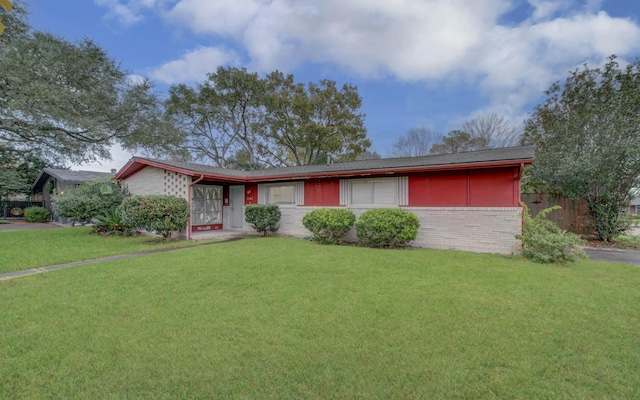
(31, 168, 115, 213)
(629, 197, 640, 215)
(115, 146, 535, 254)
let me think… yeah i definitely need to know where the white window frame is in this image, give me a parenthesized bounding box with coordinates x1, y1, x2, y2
(346, 178, 398, 206)
(340, 177, 408, 207)
(258, 182, 304, 205)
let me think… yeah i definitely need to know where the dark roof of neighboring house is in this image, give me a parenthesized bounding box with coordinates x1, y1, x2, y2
(115, 145, 536, 183)
(32, 168, 114, 192)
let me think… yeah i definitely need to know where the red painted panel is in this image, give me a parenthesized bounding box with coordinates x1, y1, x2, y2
(222, 185, 230, 205)
(192, 223, 223, 232)
(408, 176, 428, 206)
(425, 170, 469, 206)
(304, 179, 340, 206)
(469, 167, 517, 206)
(244, 184, 258, 205)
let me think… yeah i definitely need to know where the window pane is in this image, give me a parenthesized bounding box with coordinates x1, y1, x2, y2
(267, 185, 295, 204)
(373, 180, 397, 204)
(351, 182, 373, 204)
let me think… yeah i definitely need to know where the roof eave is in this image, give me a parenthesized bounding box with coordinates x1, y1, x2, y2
(244, 158, 535, 182)
(116, 156, 534, 183)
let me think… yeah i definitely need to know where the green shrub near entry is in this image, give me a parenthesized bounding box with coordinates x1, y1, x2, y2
(245, 204, 281, 236)
(355, 208, 420, 248)
(93, 207, 132, 235)
(516, 205, 586, 263)
(302, 208, 356, 245)
(120, 195, 189, 240)
(24, 206, 51, 223)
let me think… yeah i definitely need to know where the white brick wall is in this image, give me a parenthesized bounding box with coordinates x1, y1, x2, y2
(274, 206, 522, 255)
(123, 166, 189, 200)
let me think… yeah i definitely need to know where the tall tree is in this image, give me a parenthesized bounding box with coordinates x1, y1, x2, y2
(167, 69, 370, 168)
(0, 2, 179, 165)
(165, 67, 266, 169)
(430, 130, 476, 154)
(262, 72, 370, 166)
(391, 127, 441, 157)
(523, 55, 640, 242)
(430, 114, 521, 154)
(462, 114, 521, 149)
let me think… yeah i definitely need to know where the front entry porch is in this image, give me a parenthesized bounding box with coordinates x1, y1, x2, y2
(190, 228, 252, 240)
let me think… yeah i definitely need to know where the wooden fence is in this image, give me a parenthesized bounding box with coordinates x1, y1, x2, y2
(521, 193, 592, 235)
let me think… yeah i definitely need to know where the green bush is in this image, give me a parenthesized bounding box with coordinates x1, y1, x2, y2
(120, 195, 189, 240)
(24, 206, 50, 223)
(302, 208, 355, 244)
(355, 208, 420, 248)
(52, 179, 128, 224)
(516, 205, 586, 263)
(245, 204, 281, 236)
(93, 207, 131, 235)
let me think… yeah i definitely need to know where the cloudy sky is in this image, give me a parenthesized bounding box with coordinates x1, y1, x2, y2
(27, 0, 640, 171)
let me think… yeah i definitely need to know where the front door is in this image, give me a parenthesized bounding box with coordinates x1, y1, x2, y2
(230, 185, 244, 229)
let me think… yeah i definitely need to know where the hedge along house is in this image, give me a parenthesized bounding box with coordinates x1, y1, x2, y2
(114, 145, 535, 254)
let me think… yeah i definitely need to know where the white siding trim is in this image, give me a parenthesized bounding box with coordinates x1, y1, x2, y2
(340, 179, 349, 206)
(295, 181, 305, 205)
(398, 176, 408, 206)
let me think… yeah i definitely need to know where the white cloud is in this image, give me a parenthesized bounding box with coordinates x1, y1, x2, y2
(150, 47, 240, 84)
(145, 0, 640, 120)
(528, 0, 570, 21)
(73, 143, 135, 173)
(94, 0, 168, 26)
(95, 0, 143, 26)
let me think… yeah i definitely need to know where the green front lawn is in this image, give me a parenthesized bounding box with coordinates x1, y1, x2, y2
(1, 237, 639, 399)
(0, 227, 217, 274)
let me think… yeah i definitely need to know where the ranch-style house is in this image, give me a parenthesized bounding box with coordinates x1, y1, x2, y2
(115, 145, 535, 254)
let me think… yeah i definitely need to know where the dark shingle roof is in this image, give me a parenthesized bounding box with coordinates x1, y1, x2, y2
(132, 145, 535, 180)
(32, 168, 114, 192)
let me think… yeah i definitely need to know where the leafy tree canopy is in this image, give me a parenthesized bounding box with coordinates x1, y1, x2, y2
(0, 2, 182, 165)
(522, 55, 640, 242)
(430, 114, 521, 155)
(165, 67, 370, 168)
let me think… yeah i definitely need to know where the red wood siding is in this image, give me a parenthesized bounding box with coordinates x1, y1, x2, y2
(222, 185, 229, 205)
(408, 167, 519, 207)
(244, 184, 258, 205)
(304, 179, 340, 206)
(469, 168, 518, 206)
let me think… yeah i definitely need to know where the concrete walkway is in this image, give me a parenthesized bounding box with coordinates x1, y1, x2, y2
(0, 237, 242, 281)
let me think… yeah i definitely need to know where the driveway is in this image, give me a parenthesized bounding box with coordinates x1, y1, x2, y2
(0, 220, 61, 231)
(583, 247, 640, 266)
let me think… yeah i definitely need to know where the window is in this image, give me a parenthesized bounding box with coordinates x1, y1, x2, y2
(349, 179, 397, 205)
(191, 185, 222, 225)
(266, 184, 296, 204)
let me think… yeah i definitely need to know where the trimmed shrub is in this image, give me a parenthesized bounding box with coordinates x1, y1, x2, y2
(516, 205, 586, 263)
(302, 208, 356, 244)
(355, 208, 420, 248)
(120, 195, 189, 240)
(245, 204, 281, 236)
(52, 179, 128, 224)
(24, 206, 50, 223)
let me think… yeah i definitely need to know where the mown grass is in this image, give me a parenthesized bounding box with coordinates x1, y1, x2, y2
(1, 237, 639, 399)
(0, 227, 217, 274)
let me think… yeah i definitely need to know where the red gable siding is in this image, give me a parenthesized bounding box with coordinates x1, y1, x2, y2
(408, 167, 519, 207)
(304, 179, 341, 206)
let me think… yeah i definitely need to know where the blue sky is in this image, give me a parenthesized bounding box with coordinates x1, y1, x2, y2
(25, 0, 640, 171)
